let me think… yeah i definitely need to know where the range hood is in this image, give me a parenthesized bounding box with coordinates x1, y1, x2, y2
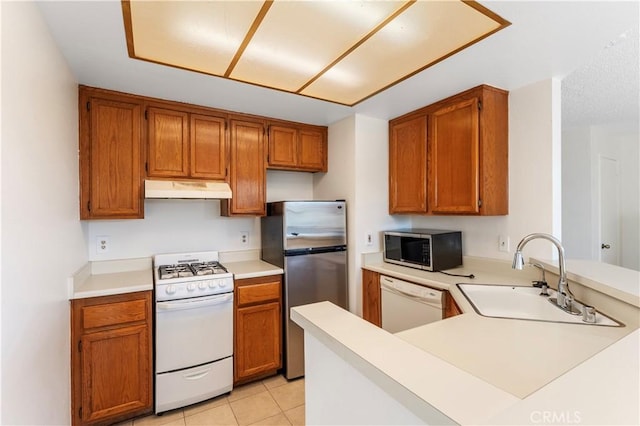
(144, 180, 232, 199)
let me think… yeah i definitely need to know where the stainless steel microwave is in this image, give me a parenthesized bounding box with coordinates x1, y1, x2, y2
(383, 229, 462, 271)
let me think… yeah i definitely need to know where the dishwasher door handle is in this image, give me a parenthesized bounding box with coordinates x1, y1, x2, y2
(381, 282, 442, 308)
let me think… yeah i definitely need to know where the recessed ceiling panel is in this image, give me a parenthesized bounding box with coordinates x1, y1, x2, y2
(301, 1, 504, 105)
(123, 0, 509, 106)
(128, 1, 263, 75)
(230, 1, 405, 92)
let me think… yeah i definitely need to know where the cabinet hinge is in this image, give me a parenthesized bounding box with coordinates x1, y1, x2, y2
(144, 109, 148, 120)
(225, 167, 228, 177)
(86, 101, 91, 111)
(478, 199, 483, 208)
(478, 101, 482, 111)
(78, 340, 82, 352)
(87, 201, 91, 212)
(79, 406, 82, 419)
(145, 162, 148, 173)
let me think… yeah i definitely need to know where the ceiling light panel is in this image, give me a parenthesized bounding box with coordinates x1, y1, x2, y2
(229, 1, 405, 92)
(301, 1, 504, 105)
(128, 1, 263, 75)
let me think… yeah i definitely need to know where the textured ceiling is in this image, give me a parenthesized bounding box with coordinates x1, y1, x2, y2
(562, 22, 639, 128)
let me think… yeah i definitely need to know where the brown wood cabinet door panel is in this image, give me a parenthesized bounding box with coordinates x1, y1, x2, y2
(89, 97, 143, 218)
(298, 129, 326, 171)
(82, 299, 147, 330)
(362, 269, 381, 327)
(191, 114, 227, 179)
(81, 324, 151, 423)
(226, 119, 266, 215)
(430, 98, 480, 214)
(389, 116, 428, 213)
(235, 302, 281, 381)
(268, 126, 298, 168)
(147, 107, 189, 178)
(237, 281, 281, 307)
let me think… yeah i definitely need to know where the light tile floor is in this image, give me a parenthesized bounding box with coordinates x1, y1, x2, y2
(121, 375, 305, 426)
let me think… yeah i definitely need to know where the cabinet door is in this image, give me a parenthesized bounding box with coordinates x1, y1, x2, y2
(223, 119, 266, 216)
(191, 114, 227, 179)
(389, 116, 428, 213)
(444, 291, 463, 318)
(235, 302, 281, 381)
(147, 107, 189, 178)
(298, 128, 327, 171)
(83, 95, 143, 219)
(430, 98, 480, 214)
(80, 324, 151, 424)
(362, 269, 381, 327)
(268, 125, 298, 168)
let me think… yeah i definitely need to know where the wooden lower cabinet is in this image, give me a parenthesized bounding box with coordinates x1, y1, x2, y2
(71, 291, 152, 426)
(444, 291, 463, 318)
(234, 276, 282, 384)
(362, 269, 381, 327)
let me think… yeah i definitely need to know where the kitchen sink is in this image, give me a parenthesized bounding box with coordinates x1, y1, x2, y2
(457, 283, 623, 327)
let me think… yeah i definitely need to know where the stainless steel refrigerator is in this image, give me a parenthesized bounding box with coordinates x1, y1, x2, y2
(261, 201, 348, 379)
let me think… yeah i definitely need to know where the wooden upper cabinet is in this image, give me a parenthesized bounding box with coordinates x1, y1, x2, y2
(79, 87, 143, 219)
(268, 126, 298, 168)
(430, 98, 480, 214)
(146, 105, 228, 180)
(147, 107, 189, 178)
(389, 115, 428, 214)
(389, 84, 508, 216)
(191, 114, 227, 180)
(298, 128, 326, 171)
(222, 119, 266, 216)
(267, 123, 327, 172)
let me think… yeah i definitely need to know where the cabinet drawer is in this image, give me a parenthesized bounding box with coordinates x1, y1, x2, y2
(237, 281, 280, 306)
(82, 299, 148, 330)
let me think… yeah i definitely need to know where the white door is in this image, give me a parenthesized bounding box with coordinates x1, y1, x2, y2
(598, 156, 620, 265)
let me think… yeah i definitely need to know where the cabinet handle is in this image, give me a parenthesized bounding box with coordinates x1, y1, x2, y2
(601, 243, 611, 249)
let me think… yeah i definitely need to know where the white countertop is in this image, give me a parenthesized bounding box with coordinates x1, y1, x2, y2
(290, 254, 640, 424)
(69, 257, 153, 299)
(70, 251, 283, 299)
(531, 257, 640, 307)
(293, 301, 640, 425)
(224, 259, 283, 280)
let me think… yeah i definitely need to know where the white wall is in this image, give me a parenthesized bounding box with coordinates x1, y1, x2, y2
(412, 79, 562, 262)
(1, 3, 87, 424)
(563, 123, 640, 270)
(88, 171, 312, 260)
(562, 126, 593, 258)
(314, 115, 408, 314)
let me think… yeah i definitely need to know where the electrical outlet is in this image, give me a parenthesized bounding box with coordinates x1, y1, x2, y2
(498, 235, 510, 253)
(365, 231, 373, 247)
(240, 231, 249, 245)
(96, 235, 110, 253)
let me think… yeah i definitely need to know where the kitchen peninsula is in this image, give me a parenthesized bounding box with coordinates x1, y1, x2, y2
(292, 255, 640, 425)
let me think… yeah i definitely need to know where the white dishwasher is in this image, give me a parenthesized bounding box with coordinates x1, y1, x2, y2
(380, 275, 443, 333)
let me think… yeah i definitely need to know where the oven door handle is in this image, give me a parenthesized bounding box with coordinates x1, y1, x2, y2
(156, 293, 233, 311)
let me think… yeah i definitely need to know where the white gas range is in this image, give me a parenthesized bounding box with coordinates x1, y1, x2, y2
(153, 251, 234, 414)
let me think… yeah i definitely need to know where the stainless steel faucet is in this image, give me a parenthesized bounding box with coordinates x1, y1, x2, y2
(512, 233, 575, 312)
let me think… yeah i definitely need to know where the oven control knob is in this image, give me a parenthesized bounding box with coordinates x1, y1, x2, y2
(166, 285, 177, 295)
(186, 283, 196, 292)
(208, 280, 217, 288)
(217, 280, 226, 288)
(198, 282, 207, 290)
